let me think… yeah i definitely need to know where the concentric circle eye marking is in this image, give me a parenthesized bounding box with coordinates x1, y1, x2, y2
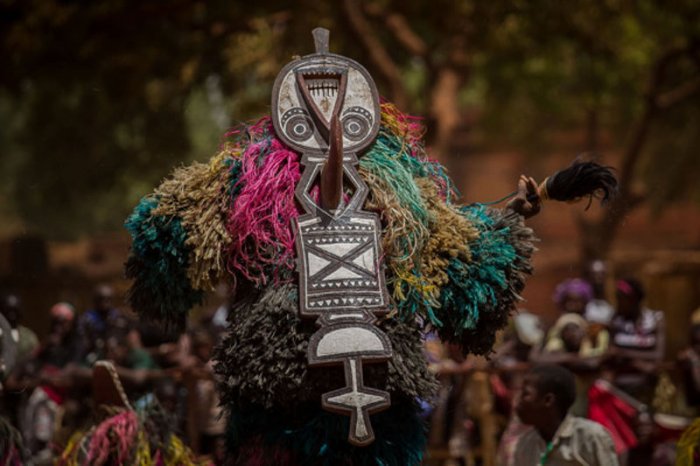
(282, 108, 314, 142)
(342, 107, 373, 142)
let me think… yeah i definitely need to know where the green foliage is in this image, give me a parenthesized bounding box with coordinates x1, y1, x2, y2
(0, 0, 699, 237)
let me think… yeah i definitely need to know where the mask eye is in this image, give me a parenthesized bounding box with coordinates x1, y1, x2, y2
(341, 106, 372, 142)
(282, 108, 314, 142)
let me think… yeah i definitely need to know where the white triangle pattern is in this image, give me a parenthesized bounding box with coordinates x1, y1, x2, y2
(307, 253, 331, 276)
(325, 268, 363, 280)
(351, 249, 375, 273)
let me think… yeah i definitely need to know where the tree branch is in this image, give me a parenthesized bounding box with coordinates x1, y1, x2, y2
(581, 46, 688, 262)
(342, 0, 408, 108)
(615, 45, 687, 198)
(656, 75, 700, 109)
(363, 4, 428, 57)
(385, 14, 428, 57)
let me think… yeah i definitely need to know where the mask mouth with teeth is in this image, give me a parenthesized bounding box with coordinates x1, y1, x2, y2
(295, 67, 347, 141)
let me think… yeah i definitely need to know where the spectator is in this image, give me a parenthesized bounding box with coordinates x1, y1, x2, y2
(0, 312, 15, 385)
(587, 278, 664, 466)
(494, 310, 544, 374)
(607, 278, 665, 402)
(188, 329, 225, 464)
(20, 302, 79, 459)
(584, 260, 615, 326)
(536, 280, 608, 417)
(678, 322, 700, 411)
(37, 302, 79, 369)
(0, 293, 39, 429)
(549, 278, 609, 358)
(541, 314, 608, 360)
(0, 294, 38, 361)
(493, 310, 544, 466)
(76, 284, 125, 365)
(426, 341, 475, 466)
(102, 328, 165, 395)
(552, 278, 592, 316)
(493, 310, 544, 417)
(513, 364, 619, 465)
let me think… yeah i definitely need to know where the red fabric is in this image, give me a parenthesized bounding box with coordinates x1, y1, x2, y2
(40, 385, 64, 404)
(587, 380, 638, 454)
(490, 373, 513, 417)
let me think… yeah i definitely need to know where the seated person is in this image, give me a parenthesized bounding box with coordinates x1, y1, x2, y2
(513, 364, 619, 465)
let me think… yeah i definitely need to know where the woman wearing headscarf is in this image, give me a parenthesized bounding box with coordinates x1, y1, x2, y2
(534, 279, 609, 417)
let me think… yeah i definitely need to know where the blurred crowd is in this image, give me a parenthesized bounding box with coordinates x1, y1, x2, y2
(425, 261, 700, 466)
(1, 260, 699, 465)
(0, 285, 228, 465)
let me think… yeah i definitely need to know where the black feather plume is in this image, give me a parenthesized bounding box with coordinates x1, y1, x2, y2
(543, 160, 618, 208)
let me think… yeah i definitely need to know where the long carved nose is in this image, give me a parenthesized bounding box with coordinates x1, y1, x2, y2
(320, 114, 343, 211)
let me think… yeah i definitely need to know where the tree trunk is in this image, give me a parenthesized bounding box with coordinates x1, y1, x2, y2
(577, 191, 644, 266)
(430, 66, 465, 161)
(575, 106, 653, 265)
(342, 0, 409, 109)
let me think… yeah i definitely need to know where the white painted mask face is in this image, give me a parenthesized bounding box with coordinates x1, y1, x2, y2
(271, 48, 380, 156)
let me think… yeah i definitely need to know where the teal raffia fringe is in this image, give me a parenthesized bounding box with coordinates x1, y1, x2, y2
(124, 196, 203, 329)
(368, 124, 456, 202)
(225, 401, 426, 466)
(358, 125, 535, 355)
(124, 108, 535, 353)
(441, 205, 535, 355)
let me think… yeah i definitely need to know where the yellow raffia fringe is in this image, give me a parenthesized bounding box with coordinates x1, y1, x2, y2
(164, 434, 209, 466)
(416, 178, 479, 297)
(359, 167, 430, 299)
(152, 150, 238, 291)
(57, 430, 86, 465)
(676, 417, 700, 466)
(134, 430, 152, 466)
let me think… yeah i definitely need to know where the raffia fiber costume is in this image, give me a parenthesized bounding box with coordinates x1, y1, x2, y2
(125, 29, 614, 466)
(57, 361, 205, 466)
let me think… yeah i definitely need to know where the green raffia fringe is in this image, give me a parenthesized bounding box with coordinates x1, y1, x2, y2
(125, 104, 535, 353)
(225, 401, 426, 466)
(359, 145, 430, 303)
(125, 196, 204, 330)
(355, 120, 536, 354)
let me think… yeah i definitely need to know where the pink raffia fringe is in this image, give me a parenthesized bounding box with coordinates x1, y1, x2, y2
(85, 410, 139, 465)
(226, 119, 301, 287)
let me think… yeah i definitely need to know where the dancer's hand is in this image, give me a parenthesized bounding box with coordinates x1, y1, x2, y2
(507, 175, 541, 219)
